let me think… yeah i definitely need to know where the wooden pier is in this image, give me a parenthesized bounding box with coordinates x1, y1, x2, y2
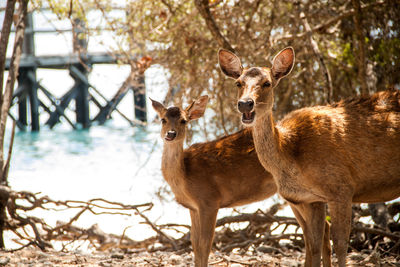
(6, 13, 147, 131)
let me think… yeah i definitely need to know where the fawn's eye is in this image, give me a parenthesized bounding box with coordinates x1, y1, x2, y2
(180, 119, 187, 125)
(161, 118, 167, 124)
(235, 81, 241, 87)
(263, 81, 271, 88)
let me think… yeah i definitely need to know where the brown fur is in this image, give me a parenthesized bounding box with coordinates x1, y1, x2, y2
(277, 90, 400, 204)
(184, 128, 274, 208)
(151, 97, 277, 267)
(219, 47, 400, 267)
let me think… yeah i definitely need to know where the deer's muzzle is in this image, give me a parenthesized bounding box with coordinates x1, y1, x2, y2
(238, 98, 255, 124)
(165, 130, 177, 141)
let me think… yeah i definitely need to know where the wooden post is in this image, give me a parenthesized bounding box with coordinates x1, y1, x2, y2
(16, 82, 27, 130)
(133, 74, 147, 122)
(18, 12, 39, 131)
(72, 18, 90, 129)
(74, 64, 90, 128)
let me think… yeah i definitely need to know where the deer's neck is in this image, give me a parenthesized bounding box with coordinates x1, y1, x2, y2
(161, 141, 185, 186)
(252, 112, 289, 177)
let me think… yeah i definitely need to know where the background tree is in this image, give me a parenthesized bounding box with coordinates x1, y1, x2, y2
(36, 0, 399, 137)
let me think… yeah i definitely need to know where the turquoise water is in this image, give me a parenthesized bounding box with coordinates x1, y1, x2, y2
(9, 123, 159, 201)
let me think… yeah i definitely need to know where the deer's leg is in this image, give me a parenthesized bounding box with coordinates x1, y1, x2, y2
(328, 201, 352, 267)
(290, 204, 311, 267)
(190, 209, 201, 266)
(322, 220, 332, 267)
(190, 207, 218, 267)
(291, 202, 326, 267)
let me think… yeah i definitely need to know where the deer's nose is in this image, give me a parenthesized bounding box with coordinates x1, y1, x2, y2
(238, 98, 254, 113)
(165, 130, 177, 140)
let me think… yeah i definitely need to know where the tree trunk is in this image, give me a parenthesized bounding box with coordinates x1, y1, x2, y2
(0, 0, 29, 249)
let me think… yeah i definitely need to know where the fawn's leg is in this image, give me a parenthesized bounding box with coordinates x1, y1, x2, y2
(190, 207, 218, 267)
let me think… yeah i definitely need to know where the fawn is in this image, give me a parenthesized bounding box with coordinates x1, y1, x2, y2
(219, 47, 400, 267)
(151, 96, 275, 266)
(151, 95, 331, 267)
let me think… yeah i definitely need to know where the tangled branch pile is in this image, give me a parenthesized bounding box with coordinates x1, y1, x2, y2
(2, 184, 399, 264)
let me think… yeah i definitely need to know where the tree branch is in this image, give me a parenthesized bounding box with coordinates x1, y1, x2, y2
(273, 1, 385, 43)
(352, 0, 369, 94)
(352, 225, 400, 240)
(299, 11, 333, 104)
(193, 0, 234, 52)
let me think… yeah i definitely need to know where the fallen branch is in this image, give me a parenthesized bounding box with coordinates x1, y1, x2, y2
(352, 226, 400, 240)
(3, 187, 154, 251)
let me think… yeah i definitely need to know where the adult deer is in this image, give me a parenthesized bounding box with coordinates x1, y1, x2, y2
(151, 96, 331, 267)
(218, 47, 400, 267)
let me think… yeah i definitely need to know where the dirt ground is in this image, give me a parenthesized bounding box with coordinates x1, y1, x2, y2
(0, 248, 399, 267)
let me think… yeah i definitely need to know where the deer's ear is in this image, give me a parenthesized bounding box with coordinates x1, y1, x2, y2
(271, 47, 295, 81)
(185, 95, 209, 120)
(150, 98, 166, 116)
(218, 49, 243, 79)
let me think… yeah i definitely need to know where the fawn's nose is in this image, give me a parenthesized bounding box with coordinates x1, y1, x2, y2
(238, 98, 254, 113)
(165, 130, 177, 140)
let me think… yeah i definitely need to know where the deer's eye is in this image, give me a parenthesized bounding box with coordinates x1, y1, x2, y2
(161, 118, 167, 124)
(235, 81, 241, 87)
(180, 119, 187, 125)
(263, 81, 271, 88)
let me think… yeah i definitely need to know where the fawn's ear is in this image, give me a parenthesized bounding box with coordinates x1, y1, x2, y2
(185, 95, 209, 120)
(218, 49, 243, 79)
(150, 98, 166, 116)
(271, 47, 295, 81)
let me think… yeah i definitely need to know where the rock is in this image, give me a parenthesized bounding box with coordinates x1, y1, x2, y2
(37, 252, 49, 259)
(42, 261, 53, 266)
(111, 253, 124, 259)
(0, 257, 10, 266)
(279, 260, 300, 267)
(183, 254, 193, 262)
(169, 254, 181, 265)
(257, 245, 278, 253)
(349, 253, 366, 261)
(230, 264, 243, 267)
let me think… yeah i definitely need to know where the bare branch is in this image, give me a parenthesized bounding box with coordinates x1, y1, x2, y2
(273, 1, 385, 43)
(352, 225, 400, 240)
(352, 0, 369, 94)
(2, 119, 16, 184)
(194, 0, 234, 52)
(299, 11, 333, 104)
